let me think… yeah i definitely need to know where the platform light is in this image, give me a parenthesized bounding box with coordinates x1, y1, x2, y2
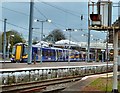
(34, 19, 52, 64)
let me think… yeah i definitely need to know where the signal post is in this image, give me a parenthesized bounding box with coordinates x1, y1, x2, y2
(88, 0, 120, 92)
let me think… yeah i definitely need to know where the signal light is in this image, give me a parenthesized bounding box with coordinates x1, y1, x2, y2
(90, 14, 101, 21)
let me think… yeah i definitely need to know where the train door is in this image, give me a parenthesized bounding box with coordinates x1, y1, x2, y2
(51, 49, 56, 61)
(32, 47, 39, 61)
(42, 48, 46, 61)
(15, 45, 22, 62)
(55, 49, 58, 61)
(63, 49, 66, 61)
(64, 49, 67, 61)
(42, 48, 51, 61)
(37, 47, 41, 61)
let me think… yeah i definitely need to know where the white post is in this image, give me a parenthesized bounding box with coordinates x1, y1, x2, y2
(40, 21, 43, 64)
(7, 37, 10, 59)
(68, 30, 71, 64)
(112, 28, 119, 93)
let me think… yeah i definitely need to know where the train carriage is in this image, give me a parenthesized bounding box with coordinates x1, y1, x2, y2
(11, 43, 70, 62)
(11, 43, 95, 63)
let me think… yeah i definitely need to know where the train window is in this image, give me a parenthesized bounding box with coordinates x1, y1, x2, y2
(42, 49, 47, 56)
(50, 50, 55, 56)
(58, 50, 62, 57)
(37, 49, 40, 55)
(50, 51, 52, 56)
(23, 47, 28, 55)
(48, 50, 51, 56)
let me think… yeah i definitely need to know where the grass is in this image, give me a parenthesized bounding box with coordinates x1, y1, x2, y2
(83, 77, 120, 92)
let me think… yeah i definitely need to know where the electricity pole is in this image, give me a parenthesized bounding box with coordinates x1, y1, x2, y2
(3, 19, 7, 63)
(27, 0, 34, 64)
(88, 0, 91, 62)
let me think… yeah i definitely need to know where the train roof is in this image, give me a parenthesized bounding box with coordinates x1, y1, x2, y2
(14, 43, 28, 46)
(32, 45, 65, 50)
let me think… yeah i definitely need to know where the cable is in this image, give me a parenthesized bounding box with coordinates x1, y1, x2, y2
(34, 2, 106, 41)
(0, 19, 28, 30)
(2, 6, 29, 17)
(52, 22, 66, 28)
(34, 5, 64, 29)
(2, 4, 106, 43)
(34, 5, 62, 29)
(41, 2, 80, 18)
(0, 18, 105, 44)
(41, 2, 88, 20)
(51, 22, 61, 29)
(2, 6, 40, 20)
(34, 6, 48, 19)
(34, 5, 67, 29)
(7, 22, 28, 31)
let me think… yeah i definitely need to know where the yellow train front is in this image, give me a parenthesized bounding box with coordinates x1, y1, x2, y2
(11, 43, 28, 62)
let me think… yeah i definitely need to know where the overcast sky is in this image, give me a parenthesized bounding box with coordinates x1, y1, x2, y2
(1, 0, 119, 43)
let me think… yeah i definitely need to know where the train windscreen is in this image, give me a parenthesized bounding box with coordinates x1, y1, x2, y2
(23, 46, 28, 55)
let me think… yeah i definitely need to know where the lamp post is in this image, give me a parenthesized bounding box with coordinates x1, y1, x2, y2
(7, 35, 14, 59)
(34, 19, 51, 64)
(64, 28, 77, 64)
(92, 38, 101, 62)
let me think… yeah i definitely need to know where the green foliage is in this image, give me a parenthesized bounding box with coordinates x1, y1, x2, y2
(44, 29, 66, 43)
(2, 30, 25, 52)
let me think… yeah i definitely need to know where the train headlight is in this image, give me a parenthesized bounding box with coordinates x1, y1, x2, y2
(11, 55, 15, 58)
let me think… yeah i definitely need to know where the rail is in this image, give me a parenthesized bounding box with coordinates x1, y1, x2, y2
(1, 64, 113, 92)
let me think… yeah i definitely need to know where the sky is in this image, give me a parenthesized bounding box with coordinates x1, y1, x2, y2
(1, 0, 120, 43)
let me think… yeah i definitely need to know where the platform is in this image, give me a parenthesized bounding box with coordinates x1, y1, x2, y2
(0, 61, 112, 69)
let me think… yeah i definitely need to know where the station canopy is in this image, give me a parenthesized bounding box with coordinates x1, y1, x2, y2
(55, 40, 79, 46)
(35, 41, 49, 47)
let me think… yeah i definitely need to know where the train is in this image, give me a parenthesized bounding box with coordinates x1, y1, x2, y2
(10, 43, 95, 62)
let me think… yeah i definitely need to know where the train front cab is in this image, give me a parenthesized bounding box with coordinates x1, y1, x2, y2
(11, 43, 28, 62)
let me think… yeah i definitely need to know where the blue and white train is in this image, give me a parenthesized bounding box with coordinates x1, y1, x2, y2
(11, 43, 94, 62)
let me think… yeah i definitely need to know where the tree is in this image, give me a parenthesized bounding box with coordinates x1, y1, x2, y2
(2, 30, 25, 53)
(44, 29, 66, 43)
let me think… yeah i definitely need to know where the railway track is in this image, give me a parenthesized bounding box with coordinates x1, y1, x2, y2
(1, 63, 114, 93)
(2, 75, 83, 93)
(2, 71, 113, 93)
(0, 63, 114, 93)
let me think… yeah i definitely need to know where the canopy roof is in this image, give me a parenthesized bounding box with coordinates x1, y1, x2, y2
(55, 40, 78, 45)
(35, 41, 49, 47)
